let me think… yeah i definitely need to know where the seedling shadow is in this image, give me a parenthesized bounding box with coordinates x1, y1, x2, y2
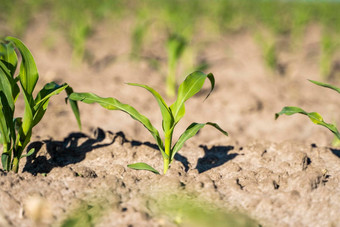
(174, 153, 190, 172)
(130, 140, 159, 150)
(195, 145, 236, 173)
(23, 128, 118, 175)
(330, 148, 340, 158)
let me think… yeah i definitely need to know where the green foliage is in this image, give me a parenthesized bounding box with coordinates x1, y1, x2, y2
(127, 162, 160, 174)
(255, 32, 278, 73)
(276, 79, 340, 141)
(0, 37, 81, 172)
(320, 33, 338, 79)
(0, 0, 44, 36)
(130, 9, 150, 60)
(50, 0, 125, 63)
(156, 193, 259, 227)
(2, 0, 340, 74)
(60, 200, 105, 227)
(166, 34, 187, 98)
(70, 71, 227, 174)
(60, 190, 258, 227)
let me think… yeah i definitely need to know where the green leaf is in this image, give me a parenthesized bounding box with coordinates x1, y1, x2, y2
(6, 36, 39, 95)
(171, 122, 228, 160)
(170, 72, 215, 123)
(65, 86, 82, 130)
(0, 67, 15, 127)
(21, 92, 33, 136)
(0, 61, 20, 103)
(127, 83, 173, 132)
(0, 42, 18, 77)
(0, 61, 16, 110)
(69, 92, 166, 157)
(0, 68, 13, 145)
(20, 148, 35, 159)
(34, 82, 67, 107)
(1, 153, 9, 171)
(275, 106, 340, 140)
(32, 83, 69, 126)
(309, 79, 340, 94)
(167, 34, 186, 61)
(127, 162, 160, 174)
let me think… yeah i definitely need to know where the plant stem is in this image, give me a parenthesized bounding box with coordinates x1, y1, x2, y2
(11, 156, 19, 173)
(163, 158, 170, 174)
(163, 130, 173, 174)
(166, 65, 176, 98)
(2, 143, 9, 171)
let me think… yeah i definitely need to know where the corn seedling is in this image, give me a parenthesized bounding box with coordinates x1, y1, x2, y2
(155, 192, 258, 227)
(166, 34, 187, 98)
(70, 71, 227, 174)
(320, 34, 337, 80)
(276, 80, 340, 142)
(130, 8, 150, 60)
(0, 37, 81, 172)
(254, 32, 278, 73)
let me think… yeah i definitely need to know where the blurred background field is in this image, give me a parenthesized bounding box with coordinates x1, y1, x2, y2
(1, 0, 340, 79)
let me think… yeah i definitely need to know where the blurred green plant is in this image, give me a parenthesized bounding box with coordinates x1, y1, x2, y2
(166, 34, 187, 98)
(130, 10, 150, 60)
(0, 37, 81, 172)
(70, 71, 227, 174)
(320, 33, 337, 80)
(155, 193, 259, 227)
(276, 79, 340, 143)
(60, 189, 258, 227)
(1, 0, 340, 76)
(61, 200, 105, 227)
(51, 0, 125, 63)
(254, 32, 278, 73)
(0, 0, 44, 36)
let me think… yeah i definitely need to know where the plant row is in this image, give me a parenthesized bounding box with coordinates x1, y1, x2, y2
(1, 37, 339, 174)
(2, 0, 340, 79)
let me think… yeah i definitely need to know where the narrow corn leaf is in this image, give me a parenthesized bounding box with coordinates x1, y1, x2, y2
(170, 72, 215, 123)
(20, 148, 35, 159)
(69, 92, 166, 157)
(15, 130, 32, 159)
(0, 67, 17, 146)
(167, 35, 186, 61)
(65, 86, 82, 130)
(0, 42, 18, 77)
(275, 106, 340, 140)
(0, 68, 13, 145)
(21, 93, 33, 136)
(127, 162, 160, 174)
(34, 82, 68, 107)
(0, 103, 10, 145)
(0, 62, 16, 110)
(127, 83, 173, 131)
(309, 79, 340, 94)
(1, 153, 9, 171)
(32, 83, 69, 126)
(6, 36, 39, 95)
(0, 61, 20, 103)
(171, 122, 228, 159)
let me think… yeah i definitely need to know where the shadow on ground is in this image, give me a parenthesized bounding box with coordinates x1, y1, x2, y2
(195, 145, 237, 173)
(23, 128, 118, 175)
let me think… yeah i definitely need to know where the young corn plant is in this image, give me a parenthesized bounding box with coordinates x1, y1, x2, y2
(276, 79, 340, 142)
(0, 36, 81, 172)
(70, 71, 227, 174)
(166, 34, 187, 98)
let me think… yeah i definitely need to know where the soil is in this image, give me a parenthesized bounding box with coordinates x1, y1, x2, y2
(1, 15, 340, 227)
